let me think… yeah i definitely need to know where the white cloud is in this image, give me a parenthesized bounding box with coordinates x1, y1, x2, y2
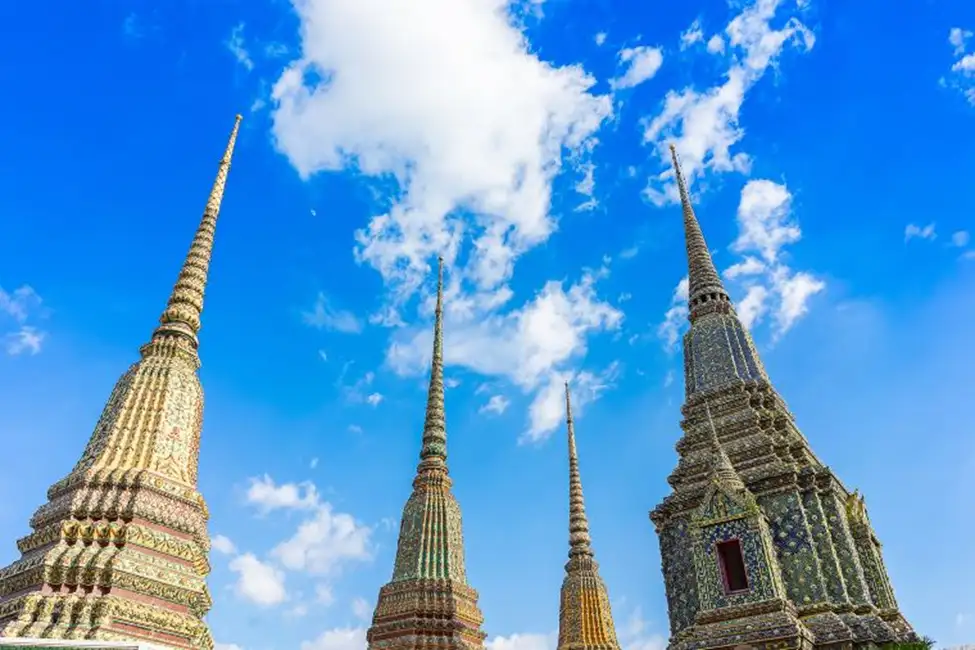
(732, 180, 824, 337)
(351, 597, 372, 621)
(594, 32, 607, 46)
(617, 606, 667, 650)
(771, 267, 823, 334)
(214, 644, 244, 650)
(663, 370, 675, 388)
(301, 627, 367, 650)
(657, 277, 688, 351)
(946, 28, 975, 105)
(211, 534, 237, 555)
(5, 327, 44, 356)
(246, 475, 321, 513)
(310, 457, 320, 469)
(950, 28, 973, 56)
(303, 293, 363, 333)
(611, 46, 665, 90)
(951, 230, 970, 247)
(0, 286, 46, 355)
(348, 424, 364, 434)
(390, 272, 621, 390)
(736, 284, 769, 329)
(269, 0, 624, 446)
(0, 285, 41, 322)
(732, 179, 800, 261)
(619, 245, 639, 260)
(272, 502, 373, 575)
(522, 362, 619, 444)
(315, 583, 336, 606)
(487, 633, 556, 650)
(680, 21, 704, 50)
(479, 394, 511, 415)
(226, 23, 254, 71)
(953, 55, 975, 74)
(229, 553, 287, 607)
(574, 161, 598, 211)
(643, 0, 815, 204)
(339, 368, 383, 406)
(271, 0, 612, 299)
(444, 377, 461, 388)
(387, 270, 622, 442)
(318, 349, 328, 361)
(723, 255, 765, 279)
(904, 222, 937, 242)
(706, 34, 726, 54)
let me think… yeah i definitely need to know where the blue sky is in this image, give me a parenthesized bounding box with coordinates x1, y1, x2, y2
(1, 0, 974, 649)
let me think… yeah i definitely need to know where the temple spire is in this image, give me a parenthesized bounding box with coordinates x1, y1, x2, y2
(152, 114, 243, 348)
(668, 144, 731, 322)
(565, 383, 594, 559)
(416, 256, 448, 478)
(557, 383, 621, 650)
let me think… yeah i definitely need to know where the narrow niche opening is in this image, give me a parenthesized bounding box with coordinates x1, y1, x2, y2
(716, 539, 749, 593)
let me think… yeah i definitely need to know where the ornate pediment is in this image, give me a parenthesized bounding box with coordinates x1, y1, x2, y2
(692, 482, 758, 527)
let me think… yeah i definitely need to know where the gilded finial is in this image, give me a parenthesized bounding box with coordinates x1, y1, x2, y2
(565, 383, 593, 559)
(150, 115, 242, 349)
(416, 256, 448, 478)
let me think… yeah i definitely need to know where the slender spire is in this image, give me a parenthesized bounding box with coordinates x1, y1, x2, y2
(565, 383, 594, 559)
(704, 402, 745, 491)
(152, 114, 243, 348)
(416, 257, 448, 478)
(668, 144, 731, 322)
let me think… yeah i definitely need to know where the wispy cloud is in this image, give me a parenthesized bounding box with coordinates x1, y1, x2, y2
(610, 46, 665, 90)
(0, 285, 46, 355)
(644, 0, 815, 204)
(303, 294, 363, 334)
(905, 222, 937, 242)
(226, 22, 254, 71)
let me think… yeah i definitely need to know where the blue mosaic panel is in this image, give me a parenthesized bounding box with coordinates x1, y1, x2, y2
(659, 516, 699, 633)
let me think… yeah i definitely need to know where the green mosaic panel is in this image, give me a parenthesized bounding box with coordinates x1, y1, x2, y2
(698, 489, 749, 523)
(820, 490, 872, 607)
(851, 522, 896, 610)
(758, 490, 827, 607)
(801, 490, 849, 605)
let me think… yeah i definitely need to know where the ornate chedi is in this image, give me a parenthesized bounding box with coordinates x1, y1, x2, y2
(0, 115, 243, 649)
(366, 258, 487, 650)
(557, 385, 620, 650)
(649, 145, 917, 650)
